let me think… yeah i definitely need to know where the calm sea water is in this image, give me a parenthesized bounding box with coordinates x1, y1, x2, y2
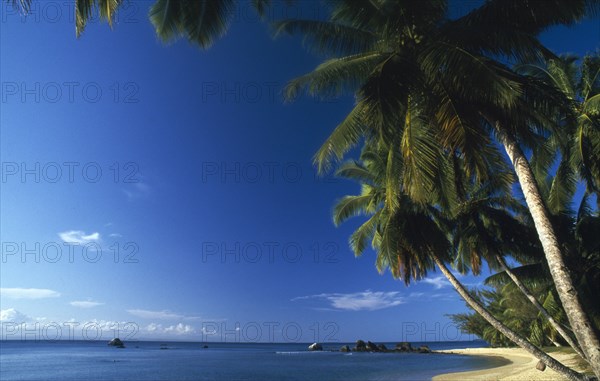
(0, 340, 502, 381)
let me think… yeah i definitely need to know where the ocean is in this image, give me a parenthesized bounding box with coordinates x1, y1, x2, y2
(0, 340, 501, 381)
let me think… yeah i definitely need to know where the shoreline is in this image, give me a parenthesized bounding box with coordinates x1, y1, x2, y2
(432, 347, 588, 381)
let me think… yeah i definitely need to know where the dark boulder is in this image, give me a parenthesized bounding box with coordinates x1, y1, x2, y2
(378, 344, 388, 352)
(108, 338, 125, 348)
(308, 343, 323, 351)
(366, 341, 380, 352)
(395, 342, 412, 352)
(417, 345, 431, 353)
(354, 340, 367, 352)
(340, 345, 351, 352)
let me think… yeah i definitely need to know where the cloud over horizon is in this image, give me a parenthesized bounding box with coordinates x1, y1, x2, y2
(59, 230, 101, 245)
(127, 309, 200, 321)
(293, 290, 406, 311)
(0, 308, 33, 323)
(0, 288, 61, 299)
(146, 323, 195, 335)
(70, 300, 104, 308)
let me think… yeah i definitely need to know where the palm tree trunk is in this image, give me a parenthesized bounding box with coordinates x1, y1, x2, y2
(432, 255, 588, 381)
(495, 123, 600, 378)
(495, 254, 586, 360)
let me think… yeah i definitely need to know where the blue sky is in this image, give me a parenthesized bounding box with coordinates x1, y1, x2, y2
(0, 1, 598, 343)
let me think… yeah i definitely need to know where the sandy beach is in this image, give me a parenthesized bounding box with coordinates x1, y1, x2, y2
(432, 347, 589, 381)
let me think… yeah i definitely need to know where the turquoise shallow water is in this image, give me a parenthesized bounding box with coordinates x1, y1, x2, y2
(0, 340, 502, 381)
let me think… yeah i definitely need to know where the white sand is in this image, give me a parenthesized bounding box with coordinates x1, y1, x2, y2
(432, 347, 588, 381)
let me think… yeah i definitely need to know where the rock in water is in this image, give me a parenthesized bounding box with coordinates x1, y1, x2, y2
(378, 344, 388, 352)
(108, 338, 125, 348)
(395, 342, 412, 352)
(340, 345, 351, 352)
(366, 341, 379, 352)
(308, 343, 323, 351)
(354, 340, 367, 352)
(536, 360, 546, 371)
(417, 345, 431, 353)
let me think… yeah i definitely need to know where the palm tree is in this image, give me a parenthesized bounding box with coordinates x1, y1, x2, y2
(511, 52, 600, 357)
(516, 53, 600, 208)
(449, 175, 587, 358)
(486, 192, 600, 341)
(276, 1, 600, 374)
(334, 144, 588, 380)
(9, 0, 275, 45)
(507, 53, 600, 330)
(460, 193, 600, 349)
(450, 281, 570, 348)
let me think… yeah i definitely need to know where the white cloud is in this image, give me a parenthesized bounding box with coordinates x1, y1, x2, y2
(0, 308, 32, 322)
(165, 323, 195, 335)
(123, 182, 150, 201)
(0, 311, 199, 340)
(59, 230, 100, 244)
(430, 292, 458, 301)
(127, 309, 200, 320)
(70, 300, 104, 308)
(146, 323, 161, 332)
(0, 288, 61, 299)
(293, 290, 405, 311)
(142, 323, 196, 336)
(108, 233, 122, 238)
(421, 276, 451, 290)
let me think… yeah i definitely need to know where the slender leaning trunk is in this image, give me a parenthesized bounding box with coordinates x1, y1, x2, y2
(495, 124, 600, 378)
(432, 255, 587, 381)
(495, 255, 586, 360)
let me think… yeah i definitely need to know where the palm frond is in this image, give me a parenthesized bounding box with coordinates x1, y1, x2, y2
(349, 210, 381, 256)
(332, 195, 374, 226)
(313, 101, 367, 173)
(150, 0, 235, 48)
(400, 105, 440, 203)
(149, 0, 183, 43)
(284, 52, 387, 100)
(485, 264, 549, 289)
(8, 0, 31, 14)
(272, 19, 377, 56)
(74, 0, 123, 37)
(335, 160, 376, 184)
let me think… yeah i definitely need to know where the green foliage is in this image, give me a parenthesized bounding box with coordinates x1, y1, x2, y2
(457, 192, 600, 346)
(76, 0, 123, 37)
(276, 1, 591, 195)
(149, 0, 237, 48)
(333, 144, 449, 284)
(520, 52, 600, 209)
(8, 0, 283, 46)
(449, 283, 569, 347)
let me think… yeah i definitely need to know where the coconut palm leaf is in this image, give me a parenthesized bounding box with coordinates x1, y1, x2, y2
(8, 0, 30, 13)
(75, 0, 123, 37)
(149, 0, 236, 48)
(273, 19, 377, 56)
(284, 52, 388, 100)
(313, 101, 368, 173)
(349, 210, 382, 256)
(333, 194, 376, 226)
